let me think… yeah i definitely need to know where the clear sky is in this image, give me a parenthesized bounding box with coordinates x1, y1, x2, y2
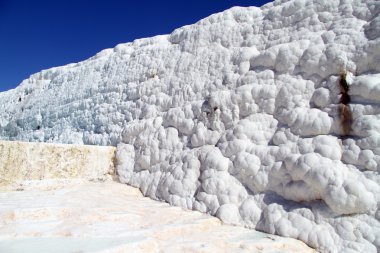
(0, 0, 272, 92)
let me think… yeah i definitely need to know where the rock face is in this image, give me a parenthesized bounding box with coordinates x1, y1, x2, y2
(0, 140, 116, 189)
(0, 0, 379, 252)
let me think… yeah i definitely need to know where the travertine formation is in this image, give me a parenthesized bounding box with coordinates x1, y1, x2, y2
(0, 0, 379, 252)
(0, 140, 115, 189)
(0, 141, 313, 252)
(0, 181, 314, 253)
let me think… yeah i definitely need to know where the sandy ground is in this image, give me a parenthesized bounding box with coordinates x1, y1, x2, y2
(0, 181, 315, 253)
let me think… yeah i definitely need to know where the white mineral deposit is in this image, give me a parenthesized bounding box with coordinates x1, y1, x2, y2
(0, 0, 379, 252)
(0, 181, 314, 253)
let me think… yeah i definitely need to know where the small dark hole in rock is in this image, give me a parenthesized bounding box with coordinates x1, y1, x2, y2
(338, 72, 352, 136)
(340, 93, 351, 104)
(339, 73, 350, 94)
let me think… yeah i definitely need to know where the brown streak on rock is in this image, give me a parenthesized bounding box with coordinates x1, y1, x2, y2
(338, 72, 352, 136)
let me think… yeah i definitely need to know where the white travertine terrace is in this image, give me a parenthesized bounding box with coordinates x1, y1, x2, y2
(0, 141, 313, 253)
(0, 0, 379, 252)
(0, 182, 314, 253)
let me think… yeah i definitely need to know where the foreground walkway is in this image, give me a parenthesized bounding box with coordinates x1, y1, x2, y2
(0, 181, 314, 253)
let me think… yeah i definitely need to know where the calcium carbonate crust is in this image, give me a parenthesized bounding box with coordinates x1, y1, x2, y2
(0, 0, 379, 252)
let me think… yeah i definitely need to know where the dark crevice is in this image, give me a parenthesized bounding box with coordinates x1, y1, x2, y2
(338, 72, 352, 137)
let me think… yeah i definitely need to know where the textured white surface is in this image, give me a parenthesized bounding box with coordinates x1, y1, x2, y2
(0, 181, 314, 253)
(0, 0, 380, 252)
(0, 140, 115, 189)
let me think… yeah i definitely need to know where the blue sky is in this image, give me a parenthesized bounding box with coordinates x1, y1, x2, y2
(0, 0, 272, 92)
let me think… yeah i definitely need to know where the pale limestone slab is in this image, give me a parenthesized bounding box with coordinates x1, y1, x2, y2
(0, 181, 315, 253)
(0, 140, 115, 189)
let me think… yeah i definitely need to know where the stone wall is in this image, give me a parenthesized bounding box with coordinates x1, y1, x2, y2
(0, 140, 116, 189)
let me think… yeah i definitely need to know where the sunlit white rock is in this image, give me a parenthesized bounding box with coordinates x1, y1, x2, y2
(0, 182, 314, 253)
(0, 0, 380, 252)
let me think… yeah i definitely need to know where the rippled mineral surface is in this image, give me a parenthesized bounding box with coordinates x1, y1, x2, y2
(0, 0, 379, 252)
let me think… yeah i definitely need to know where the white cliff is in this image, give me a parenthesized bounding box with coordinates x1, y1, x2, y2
(0, 0, 379, 252)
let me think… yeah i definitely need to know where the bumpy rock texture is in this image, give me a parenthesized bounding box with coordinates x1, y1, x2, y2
(0, 0, 379, 252)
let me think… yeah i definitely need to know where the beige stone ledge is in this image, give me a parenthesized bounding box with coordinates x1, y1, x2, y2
(0, 140, 116, 190)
